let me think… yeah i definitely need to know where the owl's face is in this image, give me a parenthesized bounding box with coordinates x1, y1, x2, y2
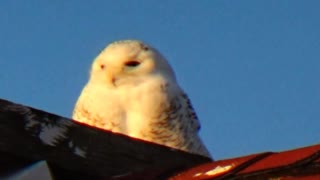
(89, 40, 176, 87)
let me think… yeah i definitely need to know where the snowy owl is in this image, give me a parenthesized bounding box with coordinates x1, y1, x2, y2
(72, 40, 211, 158)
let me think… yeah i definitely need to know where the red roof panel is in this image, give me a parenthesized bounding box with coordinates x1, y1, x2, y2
(170, 144, 320, 179)
(239, 144, 320, 174)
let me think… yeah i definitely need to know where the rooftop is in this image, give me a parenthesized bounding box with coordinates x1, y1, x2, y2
(0, 98, 319, 179)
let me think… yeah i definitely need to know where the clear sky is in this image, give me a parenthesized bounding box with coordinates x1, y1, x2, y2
(1, 1, 319, 160)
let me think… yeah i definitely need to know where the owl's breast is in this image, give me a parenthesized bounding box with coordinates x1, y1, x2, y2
(118, 77, 173, 138)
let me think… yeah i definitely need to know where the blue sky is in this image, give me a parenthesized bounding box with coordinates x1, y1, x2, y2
(1, 1, 319, 160)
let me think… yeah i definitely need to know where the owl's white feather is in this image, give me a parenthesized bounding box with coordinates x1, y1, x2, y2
(73, 40, 211, 158)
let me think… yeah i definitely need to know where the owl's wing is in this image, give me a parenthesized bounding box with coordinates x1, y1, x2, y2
(169, 90, 211, 157)
(180, 92, 201, 132)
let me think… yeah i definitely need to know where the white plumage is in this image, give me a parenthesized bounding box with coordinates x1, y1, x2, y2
(72, 40, 211, 158)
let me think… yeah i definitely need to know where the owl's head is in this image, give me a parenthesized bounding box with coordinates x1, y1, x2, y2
(89, 40, 176, 87)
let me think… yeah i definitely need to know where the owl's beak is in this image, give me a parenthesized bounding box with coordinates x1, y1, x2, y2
(102, 67, 114, 87)
(111, 76, 116, 86)
(106, 67, 121, 87)
(106, 73, 116, 87)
